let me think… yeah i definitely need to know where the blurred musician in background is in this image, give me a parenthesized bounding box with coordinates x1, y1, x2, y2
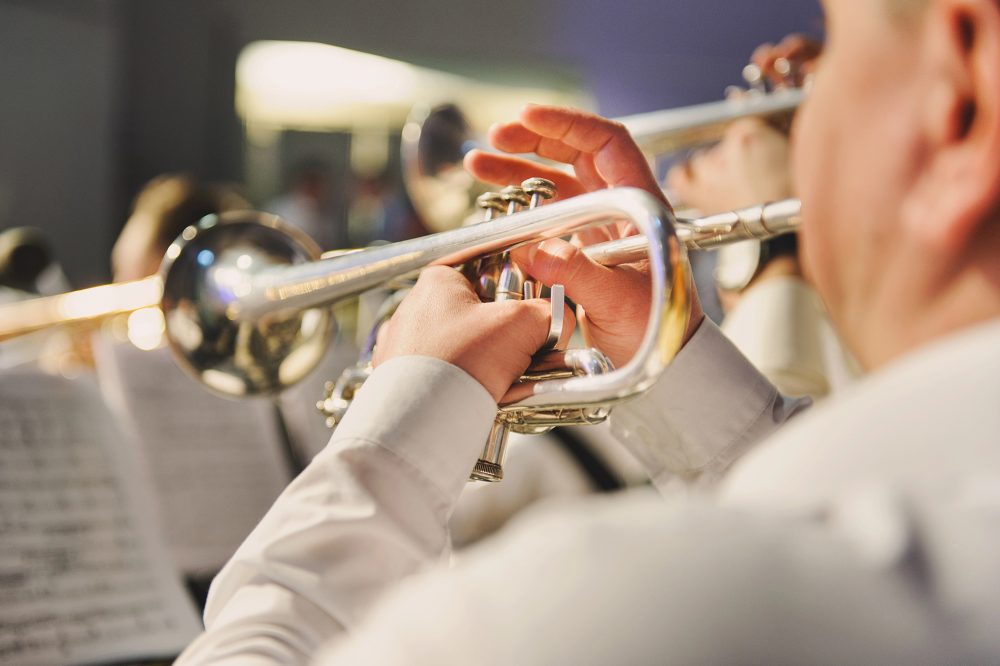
(668, 36, 860, 400)
(112, 173, 248, 282)
(264, 158, 348, 252)
(0, 226, 69, 299)
(0, 227, 74, 369)
(179, 0, 1000, 662)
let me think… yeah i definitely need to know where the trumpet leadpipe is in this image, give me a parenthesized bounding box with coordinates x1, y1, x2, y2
(228, 187, 680, 321)
(618, 88, 804, 156)
(583, 198, 801, 267)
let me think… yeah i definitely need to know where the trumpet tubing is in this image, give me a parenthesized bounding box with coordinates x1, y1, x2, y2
(161, 185, 686, 404)
(617, 87, 804, 156)
(401, 81, 804, 232)
(0, 276, 162, 342)
(308, 181, 800, 482)
(583, 198, 802, 266)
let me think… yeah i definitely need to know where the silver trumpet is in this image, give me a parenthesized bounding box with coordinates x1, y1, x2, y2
(161, 180, 691, 482)
(278, 178, 798, 482)
(618, 87, 803, 158)
(402, 64, 804, 232)
(0, 183, 800, 483)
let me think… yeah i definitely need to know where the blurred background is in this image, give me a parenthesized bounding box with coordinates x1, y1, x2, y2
(0, 0, 822, 288)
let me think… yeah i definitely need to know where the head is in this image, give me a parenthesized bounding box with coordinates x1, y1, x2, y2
(0, 227, 55, 293)
(112, 174, 248, 282)
(287, 159, 332, 205)
(793, 0, 1000, 368)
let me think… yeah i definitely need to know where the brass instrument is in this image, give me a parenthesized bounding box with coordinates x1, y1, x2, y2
(401, 64, 804, 231)
(617, 87, 803, 157)
(312, 181, 801, 481)
(0, 183, 800, 482)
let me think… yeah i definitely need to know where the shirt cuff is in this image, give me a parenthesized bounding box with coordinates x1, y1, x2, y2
(332, 355, 498, 508)
(612, 318, 794, 488)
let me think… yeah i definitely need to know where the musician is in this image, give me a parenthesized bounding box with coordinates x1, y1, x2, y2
(670, 114, 860, 399)
(112, 173, 247, 282)
(450, 42, 841, 545)
(179, 0, 1000, 662)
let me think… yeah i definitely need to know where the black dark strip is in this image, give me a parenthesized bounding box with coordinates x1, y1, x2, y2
(549, 427, 624, 493)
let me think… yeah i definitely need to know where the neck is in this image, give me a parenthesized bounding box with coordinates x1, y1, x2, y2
(852, 231, 1000, 370)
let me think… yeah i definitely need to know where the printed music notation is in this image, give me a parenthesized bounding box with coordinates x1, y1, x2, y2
(94, 339, 294, 575)
(0, 371, 200, 666)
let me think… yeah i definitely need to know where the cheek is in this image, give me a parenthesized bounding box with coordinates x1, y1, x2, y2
(791, 85, 845, 305)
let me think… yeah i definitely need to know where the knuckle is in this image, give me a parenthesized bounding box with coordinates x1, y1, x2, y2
(606, 119, 629, 136)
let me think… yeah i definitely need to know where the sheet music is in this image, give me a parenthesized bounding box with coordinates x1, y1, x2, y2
(0, 371, 201, 665)
(94, 339, 292, 575)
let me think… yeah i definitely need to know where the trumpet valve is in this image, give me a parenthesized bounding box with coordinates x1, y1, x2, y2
(521, 177, 557, 208)
(741, 62, 766, 94)
(774, 56, 795, 85)
(495, 261, 526, 301)
(476, 192, 507, 221)
(500, 186, 531, 214)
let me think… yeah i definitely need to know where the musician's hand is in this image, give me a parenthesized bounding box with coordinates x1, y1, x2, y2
(465, 104, 667, 244)
(667, 118, 793, 215)
(751, 34, 822, 88)
(372, 266, 574, 403)
(464, 105, 704, 366)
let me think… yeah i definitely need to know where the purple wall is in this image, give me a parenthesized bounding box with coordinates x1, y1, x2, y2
(552, 0, 823, 115)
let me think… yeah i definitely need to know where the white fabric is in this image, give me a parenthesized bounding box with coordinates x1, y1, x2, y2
(176, 317, 1000, 665)
(449, 424, 647, 548)
(721, 275, 860, 399)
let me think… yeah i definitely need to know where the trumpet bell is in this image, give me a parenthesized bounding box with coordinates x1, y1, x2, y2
(159, 212, 335, 398)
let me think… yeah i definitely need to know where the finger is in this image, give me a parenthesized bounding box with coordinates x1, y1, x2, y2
(573, 224, 617, 248)
(496, 299, 578, 406)
(511, 238, 635, 315)
(412, 265, 480, 304)
(463, 150, 586, 200)
(776, 34, 822, 62)
(773, 35, 822, 86)
(493, 296, 563, 358)
(489, 121, 584, 165)
(519, 106, 667, 201)
(569, 153, 609, 192)
(751, 42, 778, 78)
(489, 122, 612, 193)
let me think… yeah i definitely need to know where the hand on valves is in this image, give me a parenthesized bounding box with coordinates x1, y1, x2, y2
(372, 267, 575, 403)
(460, 106, 706, 370)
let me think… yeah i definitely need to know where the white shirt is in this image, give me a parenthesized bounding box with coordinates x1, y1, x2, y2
(449, 424, 647, 547)
(177, 317, 1000, 664)
(721, 275, 860, 399)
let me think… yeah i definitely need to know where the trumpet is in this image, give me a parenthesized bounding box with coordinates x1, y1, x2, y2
(618, 87, 803, 158)
(402, 68, 804, 232)
(0, 185, 800, 481)
(309, 185, 800, 481)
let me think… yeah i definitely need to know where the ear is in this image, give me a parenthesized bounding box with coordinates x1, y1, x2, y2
(905, 0, 1000, 256)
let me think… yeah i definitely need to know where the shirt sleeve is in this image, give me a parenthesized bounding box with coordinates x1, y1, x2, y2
(610, 317, 811, 492)
(314, 490, 977, 665)
(175, 355, 498, 665)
